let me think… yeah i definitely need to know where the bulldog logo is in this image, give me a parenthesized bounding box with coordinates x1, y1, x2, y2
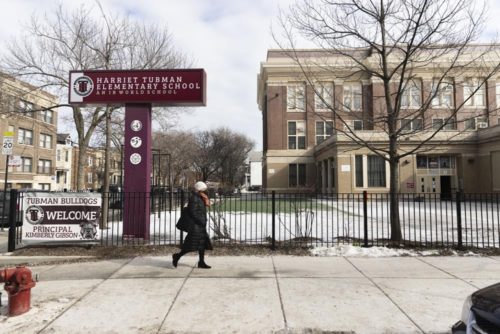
(80, 220, 98, 240)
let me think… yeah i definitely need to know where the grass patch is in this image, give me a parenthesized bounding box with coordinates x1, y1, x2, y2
(210, 198, 333, 214)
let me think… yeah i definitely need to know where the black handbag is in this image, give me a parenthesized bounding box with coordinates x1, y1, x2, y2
(176, 207, 192, 232)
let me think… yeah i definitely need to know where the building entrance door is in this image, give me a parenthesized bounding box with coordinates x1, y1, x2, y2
(440, 176, 452, 200)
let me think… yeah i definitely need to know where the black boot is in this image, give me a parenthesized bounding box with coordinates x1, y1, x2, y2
(198, 261, 211, 269)
(172, 253, 180, 268)
(198, 250, 211, 269)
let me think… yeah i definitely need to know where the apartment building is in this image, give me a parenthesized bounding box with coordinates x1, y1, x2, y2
(0, 72, 58, 190)
(71, 146, 122, 191)
(54, 133, 74, 191)
(257, 47, 500, 194)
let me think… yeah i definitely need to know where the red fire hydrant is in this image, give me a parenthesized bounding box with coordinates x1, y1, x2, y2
(0, 266, 36, 316)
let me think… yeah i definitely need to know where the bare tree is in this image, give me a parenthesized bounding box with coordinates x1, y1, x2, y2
(1, 2, 188, 190)
(192, 128, 254, 186)
(276, 0, 499, 243)
(152, 131, 198, 187)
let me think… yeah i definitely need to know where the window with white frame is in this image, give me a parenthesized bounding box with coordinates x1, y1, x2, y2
(401, 118, 423, 131)
(497, 83, 500, 109)
(465, 116, 488, 130)
(88, 156, 93, 166)
(315, 121, 334, 144)
(19, 100, 34, 116)
(38, 159, 52, 174)
(41, 110, 53, 123)
(315, 83, 333, 110)
(343, 83, 362, 111)
(288, 121, 306, 149)
(39, 133, 52, 149)
(87, 172, 93, 184)
(354, 155, 387, 188)
(19, 157, 32, 172)
(432, 80, 454, 108)
(289, 163, 306, 187)
(432, 117, 457, 130)
(18, 128, 33, 145)
(464, 78, 486, 107)
(353, 120, 363, 131)
(287, 84, 305, 111)
(416, 155, 456, 169)
(401, 79, 422, 108)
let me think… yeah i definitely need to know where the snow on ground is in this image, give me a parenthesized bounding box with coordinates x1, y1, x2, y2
(309, 244, 480, 257)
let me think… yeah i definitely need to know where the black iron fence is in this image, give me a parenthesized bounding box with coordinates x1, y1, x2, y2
(5, 190, 500, 251)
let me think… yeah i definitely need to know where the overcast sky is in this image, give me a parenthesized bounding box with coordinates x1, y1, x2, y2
(0, 0, 499, 151)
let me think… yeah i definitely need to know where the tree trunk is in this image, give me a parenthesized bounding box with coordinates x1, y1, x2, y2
(389, 158, 402, 244)
(77, 148, 87, 191)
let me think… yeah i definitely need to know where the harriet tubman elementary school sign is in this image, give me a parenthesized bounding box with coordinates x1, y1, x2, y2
(23, 192, 102, 241)
(69, 69, 206, 106)
(69, 69, 206, 240)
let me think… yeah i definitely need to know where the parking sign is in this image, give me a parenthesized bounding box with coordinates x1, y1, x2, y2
(2, 132, 14, 155)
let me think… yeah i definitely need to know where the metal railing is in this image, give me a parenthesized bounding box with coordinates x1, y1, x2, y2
(6, 190, 500, 251)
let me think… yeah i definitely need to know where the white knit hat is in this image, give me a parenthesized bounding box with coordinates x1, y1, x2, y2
(194, 181, 208, 191)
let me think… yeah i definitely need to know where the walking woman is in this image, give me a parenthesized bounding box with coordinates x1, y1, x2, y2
(172, 181, 213, 269)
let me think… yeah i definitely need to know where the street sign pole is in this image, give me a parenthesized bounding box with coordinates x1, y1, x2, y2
(1, 132, 14, 231)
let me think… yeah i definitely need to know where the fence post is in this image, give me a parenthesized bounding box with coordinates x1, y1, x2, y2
(271, 191, 276, 251)
(179, 189, 184, 247)
(455, 191, 463, 250)
(363, 191, 369, 247)
(7, 189, 18, 252)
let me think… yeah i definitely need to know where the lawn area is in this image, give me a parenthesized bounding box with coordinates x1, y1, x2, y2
(210, 197, 333, 213)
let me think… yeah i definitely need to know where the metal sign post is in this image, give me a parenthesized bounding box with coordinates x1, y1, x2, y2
(1, 132, 14, 231)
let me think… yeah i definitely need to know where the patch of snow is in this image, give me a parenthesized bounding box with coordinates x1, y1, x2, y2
(310, 245, 458, 257)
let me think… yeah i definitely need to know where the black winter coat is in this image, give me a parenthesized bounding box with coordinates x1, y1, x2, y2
(181, 191, 213, 252)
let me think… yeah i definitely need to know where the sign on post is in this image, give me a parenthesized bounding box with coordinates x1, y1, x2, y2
(8, 155, 22, 167)
(69, 69, 206, 106)
(2, 132, 14, 155)
(68, 69, 207, 240)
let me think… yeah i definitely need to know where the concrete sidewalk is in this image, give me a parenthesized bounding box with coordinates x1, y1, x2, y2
(1, 255, 499, 334)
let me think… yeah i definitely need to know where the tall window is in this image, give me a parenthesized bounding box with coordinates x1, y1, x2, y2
(315, 83, 333, 110)
(367, 156, 386, 187)
(41, 110, 53, 124)
(287, 85, 305, 111)
(355, 155, 387, 188)
(401, 118, 423, 131)
(88, 156, 93, 166)
(57, 150, 61, 161)
(355, 155, 363, 187)
(432, 117, 457, 130)
(65, 150, 69, 162)
(464, 78, 485, 107)
(401, 79, 422, 108)
(343, 83, 362, 111)
(18, 128, 33, 145)
(38, 159, 52, 174)
(87, 172, 93, 184)
(20, 157, 32, 172)
(315, 121, 333, 144)
(432, 80, 454, 108)
(19, 100, 34, 117)
(288, 121, 306, 149)
(39, 133, 52, 149)
(289, 163, 306, 187)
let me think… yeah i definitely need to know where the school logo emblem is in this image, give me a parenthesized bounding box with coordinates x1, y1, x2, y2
(73, 76, 94, 97)
(25, 205, 45, 225)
